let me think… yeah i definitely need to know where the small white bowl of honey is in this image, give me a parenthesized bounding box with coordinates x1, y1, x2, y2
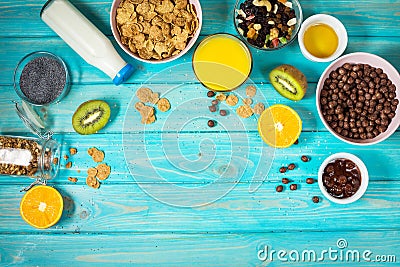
(298, 14, 348, 62)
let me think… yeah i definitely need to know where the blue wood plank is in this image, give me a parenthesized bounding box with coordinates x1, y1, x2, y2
(0, 232, 399, 266)
(0, 132, 399, 185)
(0, 181, 399, 233)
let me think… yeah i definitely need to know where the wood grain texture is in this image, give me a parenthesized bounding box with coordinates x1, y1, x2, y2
(0, 232, 399, 266)
(0, 132, 399, 185)
(0, 182, 399, 233)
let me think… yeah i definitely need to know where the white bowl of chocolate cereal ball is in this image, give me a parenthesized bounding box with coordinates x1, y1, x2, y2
(316, 52, 400, 145)
(110, 0, 202, 63)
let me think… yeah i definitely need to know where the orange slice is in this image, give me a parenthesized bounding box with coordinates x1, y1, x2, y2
(258, 104, 302, 148)
(20, 185, 63, 229)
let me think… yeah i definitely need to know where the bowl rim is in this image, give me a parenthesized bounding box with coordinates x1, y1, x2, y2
(298, 13, 348, 62)
(110, 0, 203, 64)
(191, 32, 253, 92)
(233, 0, 303, 51)
(13, 51, 70, 106)
(318, 152, 369, 204)
(316, 52, 400, 146)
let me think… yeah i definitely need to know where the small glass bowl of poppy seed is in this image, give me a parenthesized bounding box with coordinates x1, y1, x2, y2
(318, 152, 368, 204)
(234, 0, 302, 50)
(316, 52, 400, 145)
(14, 51, 70, 106)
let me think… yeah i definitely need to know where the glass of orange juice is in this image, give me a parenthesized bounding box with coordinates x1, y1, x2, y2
(192, 33, 253, 92)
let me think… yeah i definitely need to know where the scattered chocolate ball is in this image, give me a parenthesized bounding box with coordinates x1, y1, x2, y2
(312, 196, 320, 203)
(211, 99, 219, 105)
(219, 110, 227, 116)
(306, 178, 314, 184)
(290, 184, 298, 190)
(301, 155, 310, 162)
(207, 91, 215, 97)
(287, 163, 296, 170)
(279, 167, 287, 173)
(282, 178, 290, 184)
(209, 105, 217, 112)
(207, 120, 215, 128)
(276, 185, 283, 192)
(294, 139, 299, 145)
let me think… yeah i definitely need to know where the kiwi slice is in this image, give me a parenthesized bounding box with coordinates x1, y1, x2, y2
(72, 100, 111, 135)
(269, 64, 308, 101)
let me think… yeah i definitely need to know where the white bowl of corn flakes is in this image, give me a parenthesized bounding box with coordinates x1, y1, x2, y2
(111, 0, 202, 64)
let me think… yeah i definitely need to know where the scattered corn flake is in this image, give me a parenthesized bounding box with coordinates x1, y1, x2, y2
(136, 87, 159, 104)
(96, 164, 111, 181)
(253, 102, 265, 115)
(144, 114, 156, 124)
(87, 167, 98, 177)
(63, 155, 69, 160)
(236, 105, 254, 118)
(136, 87, 154, 102)
(157, 98, 171, 112)
(69, 147, 77, 155)
(68, 177, 78, 183)
(243, 98, 253, 105)
(88, 147, 105, 163)
(65, 162, 72, 169)
(246, 85, 257, 98)
(86, 175, 100, 189)
(226, 94, 239, 106)
(216, 93, 227, 101)
(87, 147, 95, 156)
(150, 92, 160, 104)
(135, 102, 145, 111)
(52, 157, 59, 165)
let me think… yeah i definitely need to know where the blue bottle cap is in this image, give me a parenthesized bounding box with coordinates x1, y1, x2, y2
(113, 63, 135, 85)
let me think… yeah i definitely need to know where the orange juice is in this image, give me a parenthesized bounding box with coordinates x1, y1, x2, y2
(303, 23, 338, 58)
(192, 34, 252, 91)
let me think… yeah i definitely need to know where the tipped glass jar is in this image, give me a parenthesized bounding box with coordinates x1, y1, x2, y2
(0, 135, 60, 180)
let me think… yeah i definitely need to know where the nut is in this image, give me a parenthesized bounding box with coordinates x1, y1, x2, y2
(252, 0, 272, 11)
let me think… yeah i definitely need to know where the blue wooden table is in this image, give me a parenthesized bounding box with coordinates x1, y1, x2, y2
(1, 0, 399, 266)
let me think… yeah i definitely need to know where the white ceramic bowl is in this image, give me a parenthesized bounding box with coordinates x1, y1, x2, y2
(316, 52, 400, 145)
(298, 14, 347, 62)
(318, 152, 369, 204)
(110, 0, 202, 64)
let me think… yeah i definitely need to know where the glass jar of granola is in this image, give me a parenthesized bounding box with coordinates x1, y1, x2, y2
(0, 135, 60, 180)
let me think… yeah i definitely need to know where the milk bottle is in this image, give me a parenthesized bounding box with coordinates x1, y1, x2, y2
(41, 0, 135, 85)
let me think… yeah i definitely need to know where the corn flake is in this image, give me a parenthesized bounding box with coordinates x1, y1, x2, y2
(96, 164, 111, 181)
(226, 94, 239, 106)
(157, 98, 171, 112)
(243, 98, 253, 105)
(253, 102, 265, 115)
(236, 105, 253, 118)
(216, 93, 227, 102)
(246, 85, 257, 98)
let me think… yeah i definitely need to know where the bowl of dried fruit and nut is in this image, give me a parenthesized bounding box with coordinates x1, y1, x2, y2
(111, 0, 202, 63)
(234, 0, 302, 50)
(316, 52, 400, 145)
